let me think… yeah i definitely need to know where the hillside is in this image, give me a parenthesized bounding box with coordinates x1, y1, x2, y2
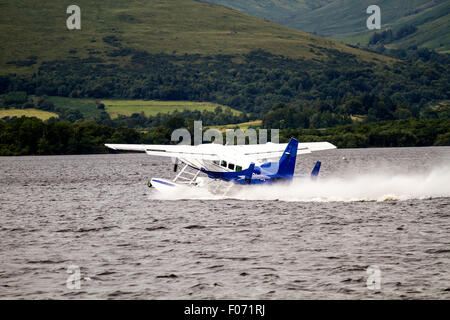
(0, 0, 448, 131)
(0, 0, 390, 75)
(196, 0, 325, 22)
(205, 0, 450, 52)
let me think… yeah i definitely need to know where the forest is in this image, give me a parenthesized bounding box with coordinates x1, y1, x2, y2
(0, 116, 448, 156)
(1, 47, 448, 125)
(1, 46, 449, 155)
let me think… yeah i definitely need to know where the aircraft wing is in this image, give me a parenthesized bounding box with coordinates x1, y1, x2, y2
(105, 144, 148, 152)
(104, 143, 221, 160)
(105, 141, 336, 162)
(224, 141, 337, 161)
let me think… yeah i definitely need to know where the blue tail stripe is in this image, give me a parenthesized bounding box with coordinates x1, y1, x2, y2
(277, 138, 298, 178)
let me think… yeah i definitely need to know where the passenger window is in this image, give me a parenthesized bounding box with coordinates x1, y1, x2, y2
(236, 165, 242, 172)
(221, 160, 227, 167)
(228, 163, 235, 170)
(213, 160, 219, 165)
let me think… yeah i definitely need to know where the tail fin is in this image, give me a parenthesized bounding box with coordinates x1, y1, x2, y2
(311, 161, 321, 178)
(277, 138, 298, 178)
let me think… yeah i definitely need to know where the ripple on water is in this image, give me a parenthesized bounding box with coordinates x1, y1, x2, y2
(1, 148, 450, 299)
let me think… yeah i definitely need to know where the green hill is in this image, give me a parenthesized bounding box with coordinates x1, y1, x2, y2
(196, 0, 322, 23)
(206, 0, 450, 52)
(0, 0, 393, 75)
(0, 0, 448, 128)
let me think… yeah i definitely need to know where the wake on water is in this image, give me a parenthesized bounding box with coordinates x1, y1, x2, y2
(149, 166, 450, 202)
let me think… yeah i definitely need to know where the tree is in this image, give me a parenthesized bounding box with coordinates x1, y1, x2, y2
(394, 108, 412, 120)
(434, 132, 450, 146)
(4, 91, 28, 106)
(166, 116, 186, 131)
(37, 97, 55, 111)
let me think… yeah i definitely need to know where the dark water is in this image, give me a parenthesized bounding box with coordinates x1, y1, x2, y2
(1, 147, 450, 299)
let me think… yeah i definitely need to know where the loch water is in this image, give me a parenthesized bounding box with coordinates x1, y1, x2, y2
(1, 147, 450, 299)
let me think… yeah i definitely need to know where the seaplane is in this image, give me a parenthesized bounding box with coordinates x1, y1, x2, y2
(105, 138, 337, 195)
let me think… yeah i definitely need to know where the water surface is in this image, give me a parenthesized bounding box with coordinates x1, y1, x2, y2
(1, 147, 450, 299)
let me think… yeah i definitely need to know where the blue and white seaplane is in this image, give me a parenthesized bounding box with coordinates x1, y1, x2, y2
(105, 138, 336, 194)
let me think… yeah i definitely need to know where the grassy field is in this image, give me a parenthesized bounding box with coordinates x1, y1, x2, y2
(0, 109, 58, 120)
(42, 96, 238, 119)
(102, 100, 240, 118)
(0, 0, 393, 75)
(45, 96, 101, 118)
(350, 115, 367, 122)
(206, 120, 262, 132)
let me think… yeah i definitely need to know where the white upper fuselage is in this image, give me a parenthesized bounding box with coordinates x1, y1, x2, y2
(105, 141, 337, 173)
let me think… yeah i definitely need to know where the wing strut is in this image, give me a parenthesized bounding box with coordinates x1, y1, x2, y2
(173, 163, 201, 185)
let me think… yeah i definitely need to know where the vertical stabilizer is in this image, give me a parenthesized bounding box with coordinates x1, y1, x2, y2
(277, 138, 298, 178)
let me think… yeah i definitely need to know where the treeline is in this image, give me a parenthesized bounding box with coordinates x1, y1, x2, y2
(263, 94, 450, 129)
(1, 116, 449, 156)
(283, 118, 450, 148)
(1, 47, 448, 120)
(369, 24, 418, 45)
(0, 116, 151, 156)
(374, 46, 450, 65)
(0, 93, 250, 128)
(96, 107, 249, 128)
(0, 93, 85, 122)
